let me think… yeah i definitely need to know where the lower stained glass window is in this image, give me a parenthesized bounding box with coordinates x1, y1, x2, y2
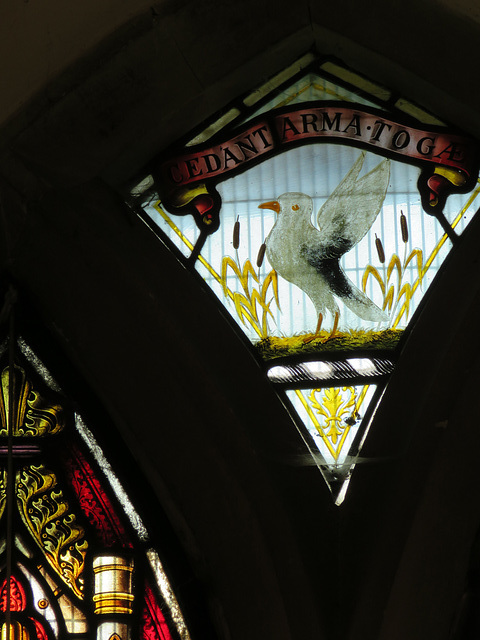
(0, 336, 190, 640)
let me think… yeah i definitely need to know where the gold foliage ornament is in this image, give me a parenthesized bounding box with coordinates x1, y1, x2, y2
(309, 387, 358, 447)
(294, 384, 371, 463)
(16, 464, 87, 599)
(0, 366, 64, 437)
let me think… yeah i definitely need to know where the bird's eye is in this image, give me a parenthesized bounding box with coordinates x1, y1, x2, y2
(292, 204, 299, 211)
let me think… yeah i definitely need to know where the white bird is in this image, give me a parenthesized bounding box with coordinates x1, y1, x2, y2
(259, 152, 390, 337)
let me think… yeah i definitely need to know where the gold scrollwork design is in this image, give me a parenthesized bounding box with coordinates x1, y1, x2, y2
(16, 464, 87, 599)
(309, 386, 357, 445)
(294, 385, 371, 462)
(0, 366, 64, 437)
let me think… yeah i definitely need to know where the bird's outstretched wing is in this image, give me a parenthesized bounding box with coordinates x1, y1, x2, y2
(317, 152, 390, 252)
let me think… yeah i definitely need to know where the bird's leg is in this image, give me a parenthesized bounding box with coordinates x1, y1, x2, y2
(303, 313, 323, 344)
(328, 311, 340, 340)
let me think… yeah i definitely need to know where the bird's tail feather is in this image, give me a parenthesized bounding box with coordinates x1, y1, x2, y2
(340, 282, 388, 322)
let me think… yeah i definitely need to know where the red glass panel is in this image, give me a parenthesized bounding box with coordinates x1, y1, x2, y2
(0, 576, 26, 612)
(142, 582, 173, 640)
(63, 443, 132, 548)
(30, 617, 49, 640)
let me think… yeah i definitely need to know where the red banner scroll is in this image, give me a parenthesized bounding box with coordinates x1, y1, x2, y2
(155, 102, 479, 233)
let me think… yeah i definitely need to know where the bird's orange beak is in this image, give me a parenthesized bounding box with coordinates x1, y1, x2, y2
(258, 200, 280, 214)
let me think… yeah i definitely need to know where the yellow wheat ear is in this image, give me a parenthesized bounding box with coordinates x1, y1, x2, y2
(221, 255, 280, 338)
(362, 265, 385, 296)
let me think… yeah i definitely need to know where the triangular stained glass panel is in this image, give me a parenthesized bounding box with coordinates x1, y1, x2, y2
(137, 56, 480, 502)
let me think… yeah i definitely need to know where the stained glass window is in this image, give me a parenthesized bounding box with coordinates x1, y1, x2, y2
(134, 55, 480, 502)
(0, 334, 190, 640)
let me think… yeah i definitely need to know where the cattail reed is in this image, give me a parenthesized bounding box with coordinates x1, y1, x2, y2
(257, 241, 266, 268)
(233, 216, 240, 249)
(375, 234, 385, 264)
(400, 210, 409, 243)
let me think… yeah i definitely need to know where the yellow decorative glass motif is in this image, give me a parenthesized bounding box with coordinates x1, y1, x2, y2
(310, 387, 360, 447)
(0, 366, 64, 438)
(16, 463, 87, 600)
(287, 385, 375, 467)
(1, 619, 29, 640)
